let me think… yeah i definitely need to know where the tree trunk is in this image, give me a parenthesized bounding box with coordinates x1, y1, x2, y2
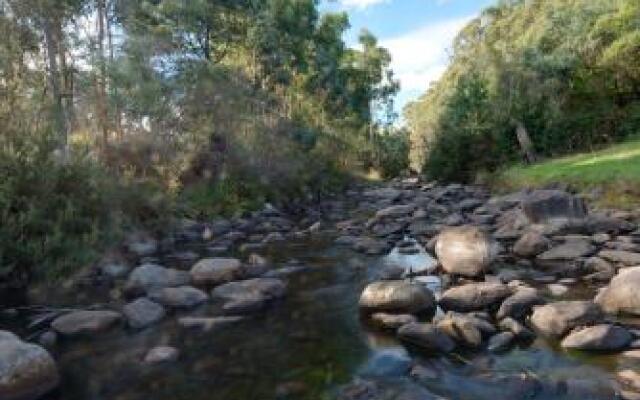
(515, 120, 537, 164)
(43, 16, 67, 155)
(96, 0, 109, 149)
(107, 0, 122, 139)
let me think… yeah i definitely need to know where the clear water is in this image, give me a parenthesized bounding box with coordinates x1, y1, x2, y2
(1, 233, 637, 399)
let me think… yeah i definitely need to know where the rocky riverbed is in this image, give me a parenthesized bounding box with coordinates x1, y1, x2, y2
(2, 178, 640, 399)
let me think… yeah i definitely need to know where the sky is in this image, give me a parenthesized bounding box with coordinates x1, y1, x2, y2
(321, 0, 496, 116)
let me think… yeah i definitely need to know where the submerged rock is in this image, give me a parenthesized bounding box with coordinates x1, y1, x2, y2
(359, 281, 436, 316)
(370, 313, 417, 331)
(435, 226, 496, 277)
(0, 332, 59, 400)
(487, 331, 515, 353)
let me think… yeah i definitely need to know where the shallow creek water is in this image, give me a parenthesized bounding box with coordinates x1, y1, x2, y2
(1, 232, 637, 399)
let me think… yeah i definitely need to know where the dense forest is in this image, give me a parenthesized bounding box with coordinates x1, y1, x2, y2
(405, 0, 640, 182)
(0, 0, 408, 283)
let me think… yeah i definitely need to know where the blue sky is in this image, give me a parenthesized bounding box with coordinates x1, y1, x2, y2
(320, 0, 496, 115)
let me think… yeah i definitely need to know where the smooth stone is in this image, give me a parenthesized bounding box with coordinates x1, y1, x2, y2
(124, 264, 190, 295)
(190, 258, 244, 286)
(359, 281, 436, 316)
(561, 324, 632, 351)
(0, 332, 60, 400)
(595, 266, 640, 315)
(435, 226, 496, 277)
(497, 287, 545, 320)
(149, 286, 208, 308)
(439, 282, 511, 312)
(212, 278, 286, 305)
(530, 301, 603, 338)
(437, 313, 482, 347)
(122, 298, 166, 329)
(547, 284, 569, 297)
(51, 310, 121, 337)
(536, 240, 595, 262)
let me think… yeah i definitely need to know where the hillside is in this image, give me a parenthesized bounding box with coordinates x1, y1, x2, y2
(404, 0, 640, 182)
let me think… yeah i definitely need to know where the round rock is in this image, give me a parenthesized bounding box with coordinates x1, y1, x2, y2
(359, 281, 436, 316)
(435, 226, 496, 277)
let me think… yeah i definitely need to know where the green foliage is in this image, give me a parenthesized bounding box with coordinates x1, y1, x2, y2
(371, 129, 410, 178)
(406, 0, 640, 182)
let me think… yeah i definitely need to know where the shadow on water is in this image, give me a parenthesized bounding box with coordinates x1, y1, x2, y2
(0, 233, 635, 399)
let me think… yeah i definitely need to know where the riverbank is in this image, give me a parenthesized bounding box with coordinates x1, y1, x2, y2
(1, 177, 640, 399)
(494, 138, 640, 209)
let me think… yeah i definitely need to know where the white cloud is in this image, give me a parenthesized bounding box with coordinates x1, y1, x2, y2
(340, 0, 389, 10)
(381, 16, 472, 98)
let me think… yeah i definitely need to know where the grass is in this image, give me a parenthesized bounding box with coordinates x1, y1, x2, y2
(494, 138, 640, 208)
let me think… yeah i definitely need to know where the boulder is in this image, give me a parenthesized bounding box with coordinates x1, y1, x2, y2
(530, 301, 603, 338)
(51, 310, 121, 337)
(595, 266, 640, 315)
(561, 324, 632, 351)
(435, 226, 496, 277)
(123, 298, 165, 329)
(513, 232, 550, 258)
(124, 264, 190, 295)
(521, 190, 587, 223)
(0, 332, 59, 400)
(498, 317, 535, 340)
(359, 281, 436, 316)
(190, 258, 244, 286)
(439, 282, 511, 312)
(397, 323, 456, 353)
(148, 286, 208, 308)
(497, 287, 545, 320)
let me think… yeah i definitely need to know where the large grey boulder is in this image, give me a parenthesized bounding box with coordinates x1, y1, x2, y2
(124, 264, 190, 295)
(149, 286, 208, 308)
(530, 301, 603, 338)
(359, 281, 436, 316)
(0, 332, 59, 400)
(51, 310, 121, 337)
(521, 190, 587, 223)
(561, 324, 632, 351)
(397, 323, 456, 353)
(595, 266, 640, 315)
(435, 226, 496, 277)
(123, 298, 165, 329)
(190, 258, 245, 286)
(439, 282, 511, 312)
